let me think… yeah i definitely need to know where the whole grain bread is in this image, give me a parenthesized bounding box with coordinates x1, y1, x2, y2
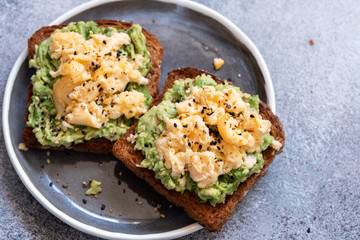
(112, 67, 285, 231)
(23, 20, 163, 154)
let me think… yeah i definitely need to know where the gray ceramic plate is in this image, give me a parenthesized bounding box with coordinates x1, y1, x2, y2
(3, 0, 275, 239)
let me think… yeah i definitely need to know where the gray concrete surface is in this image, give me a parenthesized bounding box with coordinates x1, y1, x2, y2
(0, 0, 359, 239)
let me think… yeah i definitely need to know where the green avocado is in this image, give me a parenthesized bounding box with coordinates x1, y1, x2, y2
(85, 180, 102, 195)
(27, 21, 152, 147)
(135, 74, 274, 206)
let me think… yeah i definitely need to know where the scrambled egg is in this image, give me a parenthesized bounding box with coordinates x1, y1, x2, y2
(49, 31, 148, 128)
(213, 58, 224, 70)
(156, 86, 274, 188)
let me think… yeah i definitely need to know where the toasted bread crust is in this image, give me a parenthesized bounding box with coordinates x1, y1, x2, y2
(23, 20, 163, 154)
(113, 67, 285, 231)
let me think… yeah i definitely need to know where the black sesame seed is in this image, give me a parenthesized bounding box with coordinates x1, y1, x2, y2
(74, 51, 77, 55)
(250, 114, 255, 118)
(183, 125, 188, 128)
(101, 123, 105, 127)
(174, 123, 177, 128)
(82, 199, 87, 204)
(224, 103, 231, 108)
(144, 143, 149, 147)
(188, 142, 191, 147)
(238, 132, 242, 135)
(217, 146, 221, 150)
(201, 109, 205, 114)
(49, 182, 53, 187)
(118, 180, 121, 185)
(133, 58, 135, 61)
(192, 99, 195, 102)
(101, 204, 106, 210)
(217, 139, 221, 143)
(103, 40, 106, 44)
(183, 135, 187, 138)
(199, 145, 202, 150)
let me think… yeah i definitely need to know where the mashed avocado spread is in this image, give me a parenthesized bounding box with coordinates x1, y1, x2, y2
(27, 21, 151, 147)
(135, 75, 275, 206)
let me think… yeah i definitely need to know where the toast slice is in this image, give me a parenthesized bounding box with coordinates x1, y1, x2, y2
(23, 20, 163, 154)
(113, 67, 285, 231)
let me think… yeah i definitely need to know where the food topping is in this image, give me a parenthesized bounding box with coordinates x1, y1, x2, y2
(85, 179, 102, 195)
(155, 85, 275, 188)
(213, 58, 224, 70)
(50, 31, 148, 128)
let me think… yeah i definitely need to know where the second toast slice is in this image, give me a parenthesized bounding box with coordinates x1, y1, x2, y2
(113, 67, 285, 231)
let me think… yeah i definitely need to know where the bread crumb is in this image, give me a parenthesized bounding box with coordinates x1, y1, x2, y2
(309, 39, 314, 46)
(18, 143, 29, 151)
(46, 151, 50, 156)
(109, 209, 113, 213)
(126, 134, 138, 144)
(68, 192, 71, 196)
(56, 179, 60, 183)
(214, 58, 224, 70)
(154, 207, 158, 213)
(94, 193, 98, 199)
(160, 214, 165, 218)
(237, 73, 241, 78)
(215, 48, 218, 52)
(46, 158, 50, 164)
(119, 171, 123, 176)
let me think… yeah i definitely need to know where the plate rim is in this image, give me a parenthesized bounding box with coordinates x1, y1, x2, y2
(2, 0, 275, 239)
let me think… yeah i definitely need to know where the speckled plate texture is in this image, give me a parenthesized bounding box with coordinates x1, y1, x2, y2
(3, 0, 274, 239)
